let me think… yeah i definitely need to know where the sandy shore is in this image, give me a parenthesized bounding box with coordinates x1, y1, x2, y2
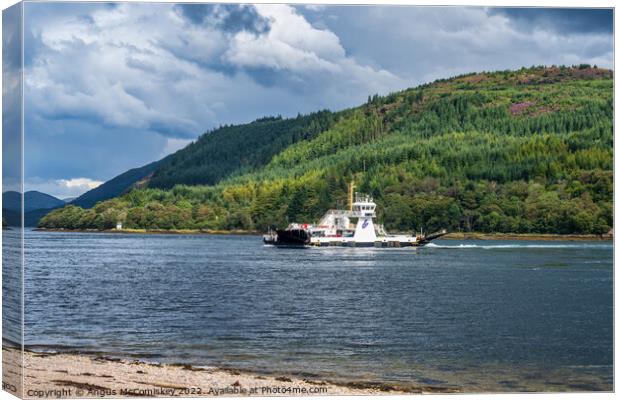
(3, 347, 460, 397)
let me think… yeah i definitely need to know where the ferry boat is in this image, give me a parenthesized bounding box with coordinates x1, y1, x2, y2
(263, 183, 447, 247)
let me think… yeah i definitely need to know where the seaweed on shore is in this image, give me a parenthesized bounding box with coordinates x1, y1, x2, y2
(337, 380, 460, 394)
(51, 379, 111, 392)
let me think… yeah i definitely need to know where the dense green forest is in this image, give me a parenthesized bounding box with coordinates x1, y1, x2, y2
(148, 111, 337, 188)
(40, 65, 613, 235)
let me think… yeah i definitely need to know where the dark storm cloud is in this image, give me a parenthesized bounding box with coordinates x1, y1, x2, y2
(24, 117, 167, 182)
(175, 4, 270, 35)
(489, 8, 613, 34)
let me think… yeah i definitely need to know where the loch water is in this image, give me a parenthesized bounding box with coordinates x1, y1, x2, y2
(3, 229, 613, 392)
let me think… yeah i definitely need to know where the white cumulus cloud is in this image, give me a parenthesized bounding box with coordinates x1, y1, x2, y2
(25, 177, 103, 199)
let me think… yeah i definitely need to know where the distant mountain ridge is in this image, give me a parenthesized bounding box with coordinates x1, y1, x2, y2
(3, 191, 66, 226)
(3, 190, 65, 212)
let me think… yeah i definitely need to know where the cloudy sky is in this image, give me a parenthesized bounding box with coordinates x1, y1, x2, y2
(7, 2, 614, 198)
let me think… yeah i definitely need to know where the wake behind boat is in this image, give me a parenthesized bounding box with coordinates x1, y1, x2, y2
(263, 183, 447, 248)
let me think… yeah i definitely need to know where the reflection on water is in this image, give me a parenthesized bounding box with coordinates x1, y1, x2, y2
(19, 230, 613, 392)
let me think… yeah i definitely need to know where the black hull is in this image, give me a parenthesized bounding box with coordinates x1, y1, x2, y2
(264, 229, 448, 248)
(264, 228, 311, 246)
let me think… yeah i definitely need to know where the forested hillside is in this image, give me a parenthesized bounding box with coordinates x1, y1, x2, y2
(148, 111, 336, 188)
(40, 65, 613, 235)
(70, 160, 161, 208)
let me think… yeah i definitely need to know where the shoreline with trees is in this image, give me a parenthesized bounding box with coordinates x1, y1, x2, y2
(33, 227, 612, 241)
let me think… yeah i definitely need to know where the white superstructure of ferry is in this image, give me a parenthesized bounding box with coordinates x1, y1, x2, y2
(264, 183, 447, 248)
